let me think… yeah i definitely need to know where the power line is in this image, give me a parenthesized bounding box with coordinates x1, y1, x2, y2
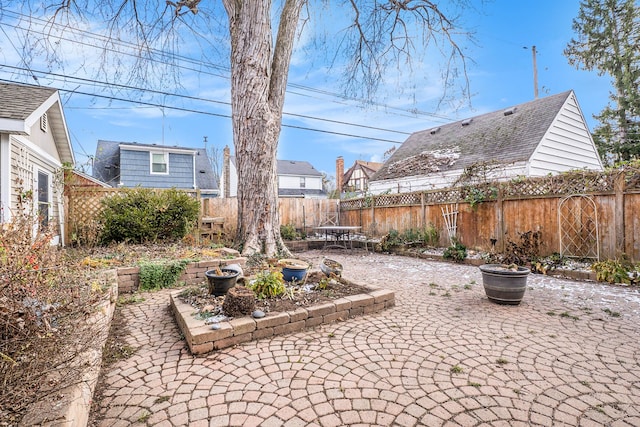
(0, 63, 411, 137)
(0, 10, 454, 122)
(0, 75, 405, 145)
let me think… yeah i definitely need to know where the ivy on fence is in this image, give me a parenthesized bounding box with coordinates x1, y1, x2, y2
(341, 169, 637, 211)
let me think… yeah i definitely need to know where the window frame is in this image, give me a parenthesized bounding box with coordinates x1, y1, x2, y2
(36, 169, 50, 228)
(150, 151, 169, 174)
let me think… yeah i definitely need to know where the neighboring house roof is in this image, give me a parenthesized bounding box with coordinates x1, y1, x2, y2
(93, 140, 218, 190)
(372, 91, 592, 182)
(93, 140, 120, 185)
(226, 156, 326, 198)
(276, 159, 323, 176)
(0, 82, 74, 164)
(343, 160, 383, 185)
(194, 148, 219, 191)
(229, 157, 323, 177)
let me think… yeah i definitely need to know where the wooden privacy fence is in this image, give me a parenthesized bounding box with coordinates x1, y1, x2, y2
(200, 197, 339, 237)
(66, 168, 640, 261)
(65, 186, 337, 245)
(340, 170, 640, 262)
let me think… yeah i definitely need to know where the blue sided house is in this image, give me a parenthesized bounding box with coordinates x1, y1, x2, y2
(92, 140, 219, 197)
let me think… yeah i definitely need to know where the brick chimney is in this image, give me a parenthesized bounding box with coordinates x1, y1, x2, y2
(336, 156, 344, 194)
(223, 145, 230, 198)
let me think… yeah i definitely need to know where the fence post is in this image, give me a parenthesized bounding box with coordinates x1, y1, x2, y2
(421, 192, 426, 229)
(370, 194, 376, 235)
(495, 187, 505, 253)
(614, 172, 625, 257)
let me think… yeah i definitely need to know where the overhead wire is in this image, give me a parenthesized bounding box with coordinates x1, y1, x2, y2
(0, 64, 411, 138)
(0, 75, 406, 145)
(0, 9, 455, 122)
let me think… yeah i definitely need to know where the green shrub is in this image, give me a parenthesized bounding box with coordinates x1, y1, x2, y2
(443, 240, 467, 263)
(422, 223, 440, 246)
(591, 257, 639, 285)
(98, 188, 200, 244)
(250, 269, 286, 299)
(138, 259, 192, 290)
(280, 223, 301, 240)
(380, 229, 402, 251)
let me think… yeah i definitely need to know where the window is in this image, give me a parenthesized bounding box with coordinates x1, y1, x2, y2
(37, 171, 49, 228)
(151, 152, 168, 174)
(299, 177, 306, 188)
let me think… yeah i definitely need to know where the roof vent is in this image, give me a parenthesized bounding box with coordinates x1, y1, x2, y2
(429, 127, 441, 135)
(40, 113, 48, 132)
(461, 118, 473, 126)
(503, 107, 517, 116)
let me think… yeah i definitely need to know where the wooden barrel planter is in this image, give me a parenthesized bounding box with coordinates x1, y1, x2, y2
(479, 264, 530, 305)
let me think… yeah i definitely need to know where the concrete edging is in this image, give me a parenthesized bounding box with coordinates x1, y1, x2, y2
(171, 284, 395, 355)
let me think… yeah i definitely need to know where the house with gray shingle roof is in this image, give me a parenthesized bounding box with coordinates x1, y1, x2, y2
(93, 140, 219, 197)
(0, 81, 75, 245)
(369, 91, 604, 194)
(221, 147, 327, 198)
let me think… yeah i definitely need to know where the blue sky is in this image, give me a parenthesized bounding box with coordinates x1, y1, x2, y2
(0, 1, 612, 184)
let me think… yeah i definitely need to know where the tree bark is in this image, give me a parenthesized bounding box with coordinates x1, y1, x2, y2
(223, 0, 304, 256)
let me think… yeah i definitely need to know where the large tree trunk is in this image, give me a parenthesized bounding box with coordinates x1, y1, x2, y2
(223, 0, 304, 257)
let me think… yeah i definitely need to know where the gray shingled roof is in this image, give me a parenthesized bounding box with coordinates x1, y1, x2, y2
(230, 157, 323, 177)
(277, 159, 323, 176)
(93, 140, 121, 186)
(372, 91, 572, 182)
(0, 82, 56, 120)
(194, 148, 219, 190)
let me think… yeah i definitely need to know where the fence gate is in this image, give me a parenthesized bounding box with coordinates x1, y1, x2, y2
(558, 194, 599, 260)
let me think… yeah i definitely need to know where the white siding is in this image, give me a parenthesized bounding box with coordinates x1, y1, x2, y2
(279, 175, 323, 190)
(529, 93, 603, 176)
(369, 163, 528, 194)
(10, 136, 63, 236)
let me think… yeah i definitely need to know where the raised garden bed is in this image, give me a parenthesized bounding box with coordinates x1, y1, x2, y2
(171, 277, 395, 355)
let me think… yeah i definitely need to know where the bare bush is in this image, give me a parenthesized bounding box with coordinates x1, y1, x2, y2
(0, 213, 108, 424)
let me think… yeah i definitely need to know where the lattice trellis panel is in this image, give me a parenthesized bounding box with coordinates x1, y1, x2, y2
(558, 194, 599, 260)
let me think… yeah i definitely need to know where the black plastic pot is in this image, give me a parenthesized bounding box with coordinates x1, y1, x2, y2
(479, 264, 530, 305)
(205, 269, 240, 296)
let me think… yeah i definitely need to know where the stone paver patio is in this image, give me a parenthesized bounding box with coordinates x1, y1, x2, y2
(89, 251, 640, 426)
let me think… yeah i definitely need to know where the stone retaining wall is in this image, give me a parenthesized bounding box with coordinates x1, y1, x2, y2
(171, 285, 395, 355)
(117, 256, 247, 293)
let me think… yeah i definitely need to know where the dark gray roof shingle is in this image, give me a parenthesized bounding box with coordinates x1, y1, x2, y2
(372, 91, 572, 182)
(277, 159, 323, 176)
(0, 82, 56, 120)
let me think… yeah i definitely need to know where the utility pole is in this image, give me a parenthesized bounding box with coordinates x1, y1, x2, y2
(531, 45, 538, 99)
(524, 45, 539, 99)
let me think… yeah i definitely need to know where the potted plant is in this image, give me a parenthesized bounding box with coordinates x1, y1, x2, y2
(205, 267, 240, 296)
(479, 263, 530, 305)
(277, 258, 310, 282)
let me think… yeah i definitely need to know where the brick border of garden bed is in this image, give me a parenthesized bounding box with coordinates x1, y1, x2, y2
(117, 255, 247, 293)
(170, 282, 395, 355)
